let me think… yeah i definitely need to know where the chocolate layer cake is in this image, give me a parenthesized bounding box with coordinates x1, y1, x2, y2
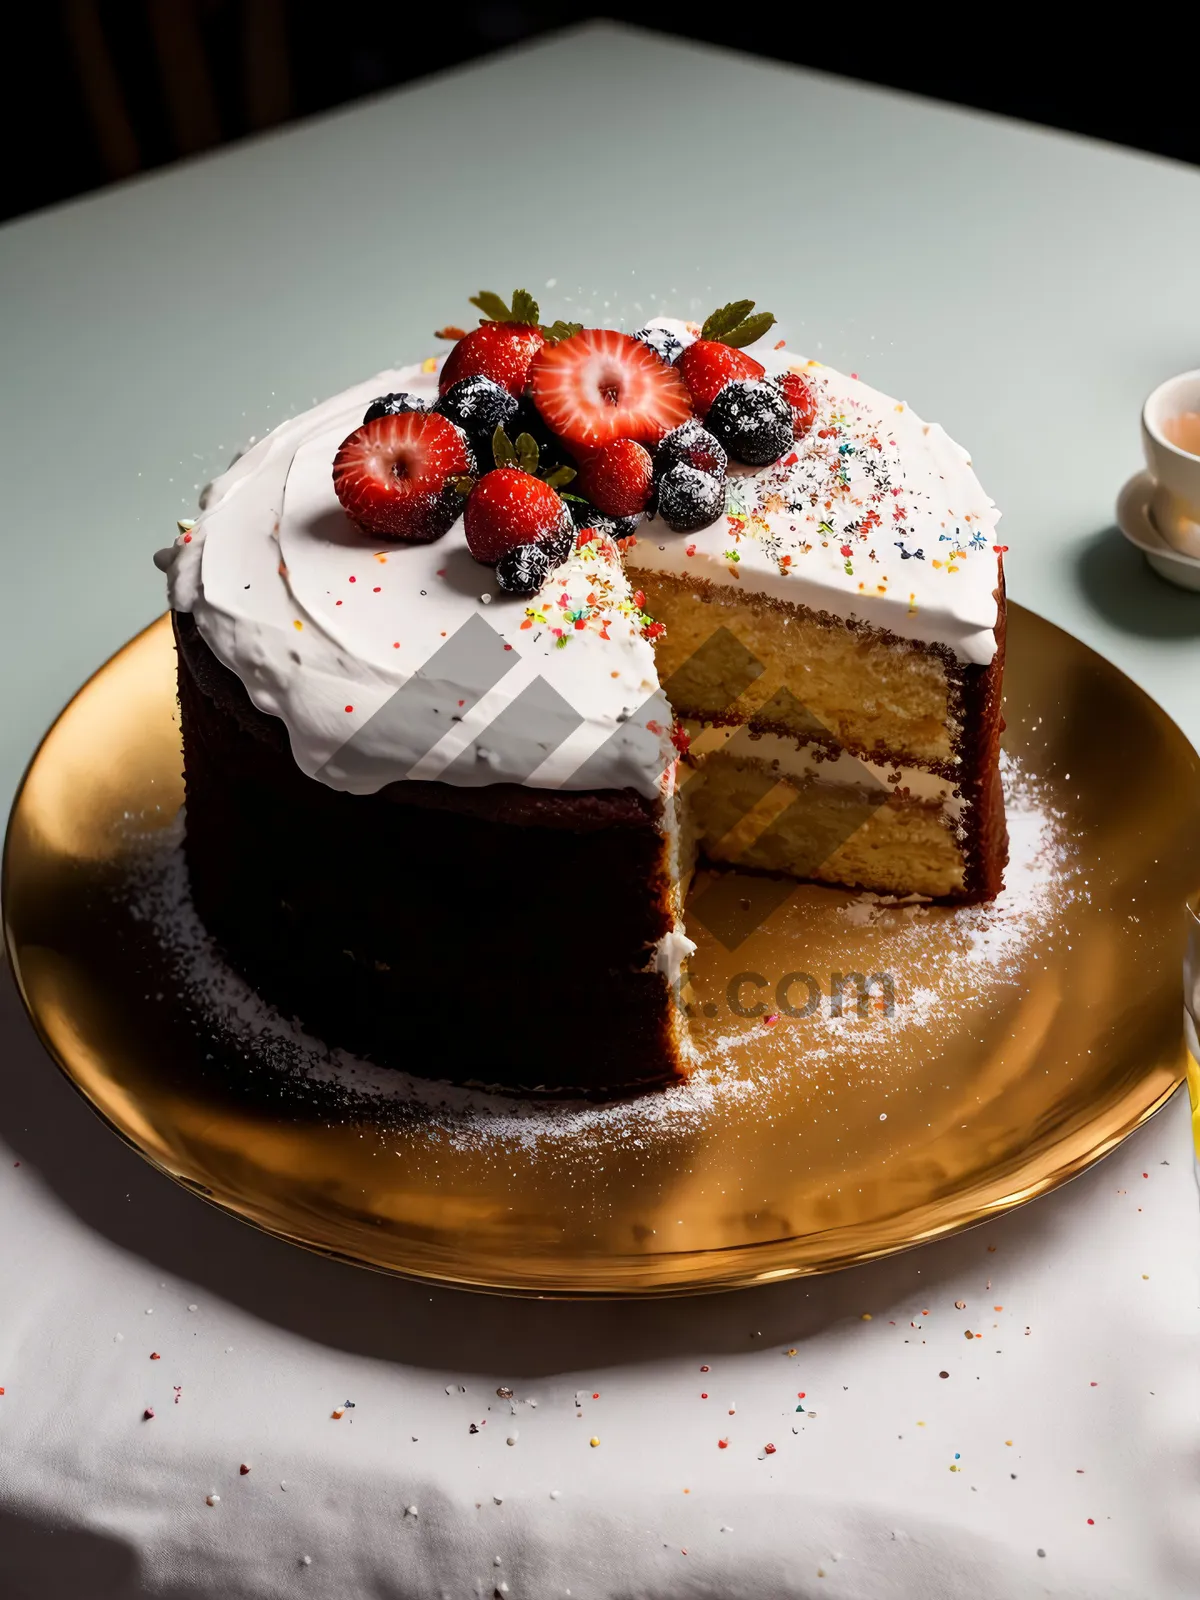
(159, 304, 1006, 1094)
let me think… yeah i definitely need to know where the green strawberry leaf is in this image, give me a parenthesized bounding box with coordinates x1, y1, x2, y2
(559, 490, 588, 503)
(470, 291, 512, 322)
(544, 465, 577, 489)
(723, 311, 776, 348)
(470, 288, 542, 326)
(451, 475, 476, 497)
(541, 319, 583, 343)
(699, 299, 776, 348)
(515, 432, 540, 474)
(492, 425, 518, 468)
(701, 299, 755, 341)
(510, 288, 541, 325)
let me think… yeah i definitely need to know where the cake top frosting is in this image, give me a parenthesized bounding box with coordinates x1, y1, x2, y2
(634, 326, 1003, 665)
(158, 306, 1002, 799)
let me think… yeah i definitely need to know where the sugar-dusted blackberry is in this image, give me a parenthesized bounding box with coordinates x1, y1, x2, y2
(567, 507, 642, 542)
(433, 375, 519, 462)
(704, 379, 793, 466)
(495, 541, 555, 596)
(656, 463, 726, 533)
(654, 419, 727, 483)
(541, 524, 575, 565)
(607, 514, 642, 539)
(569, 498, 600, 531)
(363, 392, 426, 424)
(633, 324, 684, 366)
(494, 526, 573, 595)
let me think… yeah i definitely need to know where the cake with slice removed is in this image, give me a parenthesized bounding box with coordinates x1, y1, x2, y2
(158, 291, 1006, 1095)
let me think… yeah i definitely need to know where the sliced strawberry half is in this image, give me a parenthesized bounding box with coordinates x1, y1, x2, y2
(438, 322, 545, 397)
(332, 412, 473, 542)
(463, 468, 572, 565)
(677, 340, 766, 417)
(529, 329, 692, 451)
(575, 439, 654, 517)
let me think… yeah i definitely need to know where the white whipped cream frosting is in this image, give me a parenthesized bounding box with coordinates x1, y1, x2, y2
(160, 363, 674, 799)
(629, 326, 1003, 665)
(159, 321, 1002, 799)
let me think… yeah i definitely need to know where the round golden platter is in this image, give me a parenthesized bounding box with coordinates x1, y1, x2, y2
(4, 608, 1198, 1296)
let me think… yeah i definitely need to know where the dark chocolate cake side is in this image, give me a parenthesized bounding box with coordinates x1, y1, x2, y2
(173, 613, 686, 1097)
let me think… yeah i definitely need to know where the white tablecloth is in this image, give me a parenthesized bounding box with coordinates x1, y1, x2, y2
(1, 959, 1197, 1599)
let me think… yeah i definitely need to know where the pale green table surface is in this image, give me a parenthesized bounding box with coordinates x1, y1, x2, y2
(1, 22, 1198, 818)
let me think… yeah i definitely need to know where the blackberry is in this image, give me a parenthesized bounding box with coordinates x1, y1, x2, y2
(570, 508, 642, 540)
(633, 324, 684, 366)
(704, 380, 793, 467)
(569, 498, 601, 531)
(541, 524, 575, 565)
(495, 530, 572, 596)
(656, 463, 725, 533)
(654, 419, 727, 483)
(607, 514, 643, 539)
(363, 392, 426, 423)
(433, 376, 518, 462)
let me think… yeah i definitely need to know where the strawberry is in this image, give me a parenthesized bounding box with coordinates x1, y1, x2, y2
(575, 439, 654, 518)
(437, 287, 581, 398)
(529, 329, 692, 452)
(332, 412, 473, 542)
(677, 341, 766, 417)
(775, 370, 819, 438)
(438, 322, 545, 397)
(463, 468, 572, 565)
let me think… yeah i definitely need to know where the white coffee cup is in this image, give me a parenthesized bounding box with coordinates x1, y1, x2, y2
(1142, 370, 1200, 558)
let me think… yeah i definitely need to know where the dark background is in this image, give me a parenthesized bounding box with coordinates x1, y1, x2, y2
(5, 3, 1197, 225)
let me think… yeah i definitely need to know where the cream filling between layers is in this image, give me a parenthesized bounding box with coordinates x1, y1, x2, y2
(683, 724, 965, 824)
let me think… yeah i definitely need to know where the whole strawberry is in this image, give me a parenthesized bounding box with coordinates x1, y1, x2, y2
(332, 412, 473, 541)
(676, 298, 776, 417)
(463, 468, 573, 566)
(438, 289, 581, 397)
(576, 439, 654, 518)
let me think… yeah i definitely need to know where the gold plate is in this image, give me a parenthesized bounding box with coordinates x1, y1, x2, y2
(5, 610, 1199, 1296)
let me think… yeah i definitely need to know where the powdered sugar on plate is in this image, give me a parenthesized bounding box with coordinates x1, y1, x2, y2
(119, 749, 1073, 1153)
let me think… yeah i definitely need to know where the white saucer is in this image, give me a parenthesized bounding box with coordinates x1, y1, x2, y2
(1115, 471, 1200, 592)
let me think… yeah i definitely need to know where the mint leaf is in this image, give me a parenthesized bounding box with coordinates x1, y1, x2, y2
(723, 311, 776, 349)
